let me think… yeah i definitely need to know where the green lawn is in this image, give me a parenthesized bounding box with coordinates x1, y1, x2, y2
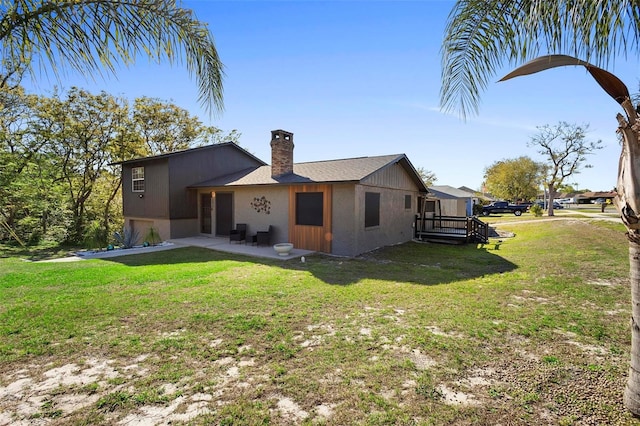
(1, 219, 638, 425)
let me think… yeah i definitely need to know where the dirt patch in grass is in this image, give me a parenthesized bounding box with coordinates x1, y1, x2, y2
(0, 219, 637, 425)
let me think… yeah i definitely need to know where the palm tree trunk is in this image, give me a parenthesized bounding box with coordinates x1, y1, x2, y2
(625, 241, 640, 414)
(614, 100, 640, 416)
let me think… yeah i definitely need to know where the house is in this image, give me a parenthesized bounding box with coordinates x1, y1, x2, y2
(118, 129, 429, 257)
(457, 186, 488, 204)
(574, 191, 617, 204)
(117, 143, 266, 241)
(428, 185, 476, 217)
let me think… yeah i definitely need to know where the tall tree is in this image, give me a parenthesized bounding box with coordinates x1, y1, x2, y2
(530, 122, 602, 215)
(416, 166, 437, 186)
(0, 85, 49, 240)
(40, 88, 128, 243)
(440, 1, 640, 414)
(0, 0, 223, 114)
(132, 97, 205, 155)
(483, 156, 542, 202)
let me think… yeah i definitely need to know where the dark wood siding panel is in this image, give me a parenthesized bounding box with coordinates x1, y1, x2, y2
(168, 145, 265, 219)
(122, 159, 170, 218)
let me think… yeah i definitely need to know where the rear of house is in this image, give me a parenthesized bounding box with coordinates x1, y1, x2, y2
(117, 130, 428, 257)
(190, 130, 428, 256)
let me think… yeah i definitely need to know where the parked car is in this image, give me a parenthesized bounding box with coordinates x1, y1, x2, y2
(556, 198, 574, 204)
(481, 201, 529, 216)
(534, 201, 563, 209)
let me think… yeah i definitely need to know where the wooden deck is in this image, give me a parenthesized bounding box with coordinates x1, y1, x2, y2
(414, 215, 488, 244)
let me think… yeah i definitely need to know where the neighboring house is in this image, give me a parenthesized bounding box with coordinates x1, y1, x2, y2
(428, 185, 475, 217)
(456, 186, 484, 206)
(118, 129, 429, 257)
(459, 185, 496, 202)
(575, 191, 617, 204)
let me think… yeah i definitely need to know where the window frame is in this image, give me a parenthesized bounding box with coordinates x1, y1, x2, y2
(131, 166, 145, 193)
(365, 192, 381, 228)
(404, 194, 412, 210)
(295, 192, 324, 226)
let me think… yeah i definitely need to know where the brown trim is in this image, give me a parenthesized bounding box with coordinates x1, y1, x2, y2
(289, 184, 332, 253)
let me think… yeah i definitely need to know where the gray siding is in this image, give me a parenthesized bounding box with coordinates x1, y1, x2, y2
(351, 184, 419, 256)
(439, 198, 467, 217)
(330, 163, 423, 256)
(230, 186, 290, 244)
(168, 145, 264, 219)
(122, 159, 170, 219)
(330, 184, 356, 256)
(361, 162, 418, 190)
(198, 186, 290, 244)
(170, 218, 199, 238)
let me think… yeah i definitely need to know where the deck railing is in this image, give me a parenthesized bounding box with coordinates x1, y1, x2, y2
(414, 215, 488, 243)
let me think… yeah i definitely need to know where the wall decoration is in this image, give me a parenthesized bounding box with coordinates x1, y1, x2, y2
(251, 196, 271, 214)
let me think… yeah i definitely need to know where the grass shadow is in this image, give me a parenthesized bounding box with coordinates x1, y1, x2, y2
(100, 240, 516, 286)
(0, 241, 81, 261)
(283, 240, 517, 285)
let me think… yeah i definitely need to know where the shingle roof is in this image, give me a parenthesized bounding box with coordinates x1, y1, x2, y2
(428, 185, 474, 199)
(190, 154, 428, 192)
(111, 142, 266, 166)
(577, 191, 617, 199)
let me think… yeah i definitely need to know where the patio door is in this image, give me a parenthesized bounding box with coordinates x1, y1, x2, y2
(200, 193, 212, 234)
(215, 192, 233, 236)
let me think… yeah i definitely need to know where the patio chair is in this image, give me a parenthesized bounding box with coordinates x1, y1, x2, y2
(229, 223, 247, 244)
(254, 225, 273, 246)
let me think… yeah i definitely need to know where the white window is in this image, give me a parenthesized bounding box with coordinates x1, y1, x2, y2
(132, 167, 145, 192)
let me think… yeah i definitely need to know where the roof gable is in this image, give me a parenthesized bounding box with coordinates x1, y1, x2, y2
(112, 142, 266, 166)
(429, 185, 474, 199)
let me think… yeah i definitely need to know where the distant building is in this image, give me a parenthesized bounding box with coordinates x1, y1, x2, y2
(428, 185, 476, 217)
(575, 191, 617, 204)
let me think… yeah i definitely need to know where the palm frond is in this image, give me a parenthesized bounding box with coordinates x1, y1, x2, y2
(440, 0, 535, 119)
(441, 0, 640, 118)
(500, 54, 630, 105)
(0, 0, 224, 114)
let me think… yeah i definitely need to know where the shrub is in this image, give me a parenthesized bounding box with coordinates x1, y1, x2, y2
(113, 228, 140, 249)
(85, 221, 109, 249)
(530, 204, 543, 217)
(144, 227, 162, 246)
(473, 203, 485, 216)
(16, 216, 42, 245)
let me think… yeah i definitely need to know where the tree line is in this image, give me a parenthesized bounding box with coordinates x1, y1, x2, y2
(0, 86, 239, 247)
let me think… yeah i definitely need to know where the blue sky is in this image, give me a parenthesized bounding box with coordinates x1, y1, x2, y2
(25, 0, 640, 192)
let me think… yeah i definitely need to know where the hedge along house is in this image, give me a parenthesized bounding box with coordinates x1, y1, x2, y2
(116, 143, 266, 241)
(189, 130, 429, 257)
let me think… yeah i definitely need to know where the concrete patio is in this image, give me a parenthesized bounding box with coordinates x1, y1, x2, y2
(169, 236, 314, 260)
(60, 236, 314, 262)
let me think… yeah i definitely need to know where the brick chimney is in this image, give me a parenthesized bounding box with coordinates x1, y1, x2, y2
(270, 129, 294, 178)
